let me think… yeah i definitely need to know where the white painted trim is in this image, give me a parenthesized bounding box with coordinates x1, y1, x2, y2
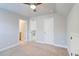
(0, 43, 19, 52)
(36, 41, 68, 48)
(53, 43, 68, 48)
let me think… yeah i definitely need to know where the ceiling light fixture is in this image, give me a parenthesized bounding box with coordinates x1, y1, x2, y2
(30, 4, 36, 10)
(24, 3, 42, 12)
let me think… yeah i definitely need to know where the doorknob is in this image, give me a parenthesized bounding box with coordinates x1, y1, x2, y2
(70, 36, 72, 40)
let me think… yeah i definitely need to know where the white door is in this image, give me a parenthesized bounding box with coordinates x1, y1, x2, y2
(29, 19, 37, 42)
(43, 18, 54, 44)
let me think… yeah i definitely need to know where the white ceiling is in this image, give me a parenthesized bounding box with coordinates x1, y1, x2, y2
(0, 3, 74, 18)
(56, 3, 74, 17)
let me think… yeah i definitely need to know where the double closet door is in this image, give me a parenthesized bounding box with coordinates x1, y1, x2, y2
(29, 16, 54, 44)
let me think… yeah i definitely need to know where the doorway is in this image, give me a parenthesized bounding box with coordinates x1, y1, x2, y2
(19, 19, 27, 41)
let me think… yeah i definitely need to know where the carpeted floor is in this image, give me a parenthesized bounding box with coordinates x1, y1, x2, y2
(0, 42, 69, 56)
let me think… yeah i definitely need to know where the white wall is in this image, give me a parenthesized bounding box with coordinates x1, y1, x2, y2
(67, 4, 79, 33)
(0, 9, 26, 49)
(54, 13, 67, 47)
(67, 4, 79, 55)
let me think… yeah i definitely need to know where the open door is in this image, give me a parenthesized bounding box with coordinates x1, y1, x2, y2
(19, 19, 26, 41)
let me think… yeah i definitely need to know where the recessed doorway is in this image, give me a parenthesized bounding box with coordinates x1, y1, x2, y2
(19, 19, 27, 41)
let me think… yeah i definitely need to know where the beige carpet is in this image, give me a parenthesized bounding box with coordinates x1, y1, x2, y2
(0, 41, 69, 56)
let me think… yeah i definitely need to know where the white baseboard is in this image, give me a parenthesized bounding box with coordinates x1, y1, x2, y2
(0, 43, 19, 52)
(53, 43, 68, 48)
(36, 41, 68, 48)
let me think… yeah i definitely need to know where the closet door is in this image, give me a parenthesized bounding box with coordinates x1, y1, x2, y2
(43, 18, 54, 44)
(36, 17, 44, 42)
(29, 19, 37, 42)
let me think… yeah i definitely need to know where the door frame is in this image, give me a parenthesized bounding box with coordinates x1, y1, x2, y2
(19, 19, 27, 41)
